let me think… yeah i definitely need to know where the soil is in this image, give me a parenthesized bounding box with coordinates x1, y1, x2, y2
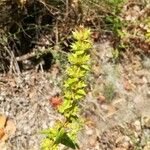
(0, 1, 150, 149)
(0, 40, 150, 150)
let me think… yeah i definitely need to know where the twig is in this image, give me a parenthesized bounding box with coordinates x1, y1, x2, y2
(16, 47, 67, 62)
(138, 4, 150, 19)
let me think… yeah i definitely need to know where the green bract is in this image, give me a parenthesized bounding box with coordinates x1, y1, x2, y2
(71, 41, 92, 52)
(41, 28, 92, 150)
(72, 28, 91, 41)
(146, 21, 150, 42)
(68, 54, 90, 65)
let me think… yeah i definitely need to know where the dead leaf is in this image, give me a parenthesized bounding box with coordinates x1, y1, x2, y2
(0, 129, 5, 140)
(106, 105, 117, 118)
(97, 95, 106, 104)
(1, 134, 8, 142)
(28, 88, 37, 100)
(1, 119, 16, 142)
(85, 118, 95, 127)
(92, 32, 100, 42)
(0, 115, 6, 129)
(123, 80, 133, 91)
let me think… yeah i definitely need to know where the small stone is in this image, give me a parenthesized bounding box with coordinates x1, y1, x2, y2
(89, 138, 96, 147)
(134, 120, 141, 131)
(141, 116, 150, 128)
(147, 91, 150, 98)
(142, 57, 150, 69)
(116, 136, 131, 149)
(0, 96, 4, 101)
(142, 77, 148, 84)
(86, 128, 94, 136)
(101, 104, 109, 111)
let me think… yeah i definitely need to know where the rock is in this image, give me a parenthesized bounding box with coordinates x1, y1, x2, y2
(86, 128, 94, 136)
(141, 129, 150, 146)
(0, 96, 4, 101)
(89, 138, 97, 147)
(115, 136, 131, 149)
(142, 57, 150, 69)
(141, 116, 150, 128)
(133, 120, 141, 132)
(147, 91, 150, 98)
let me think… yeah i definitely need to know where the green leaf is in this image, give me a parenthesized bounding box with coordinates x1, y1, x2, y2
(64, 78, 78, 88)
(71, 41, 92, 52)
(57, 131, 77, 149)
(40, 129, 57, 139)
(75, 50, 85, 55)
(76, 81, 87, 89)
(117, 29, 126, 38)
(41, 138, 58, 150)
(54, 128, 65, 144)
(81, 54, 90, 62)
(74, 94, 84, 100)
(67, 119, 83, 140)
(67, 66, 86, 78)
(64, 91, 73, 100)
(58, 99, 72, 114)
(77, 89, 86, 96)
(68, 54, 90, 65)
(112, 49, 119, 60)
(68, 53, 78, 64)
(64, 105, 79, 118)
(81, 64, 90, 71)
(72, 28, 91, 41)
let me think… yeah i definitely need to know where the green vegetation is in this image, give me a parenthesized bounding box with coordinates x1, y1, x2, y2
(103, 82, 116, 102)
(145, 19, 150, 42)
(41, 28, 92, 150)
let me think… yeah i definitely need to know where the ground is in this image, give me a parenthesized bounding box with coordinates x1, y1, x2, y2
(0, 0, 150, 150)
(0, 40, 150, 150)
